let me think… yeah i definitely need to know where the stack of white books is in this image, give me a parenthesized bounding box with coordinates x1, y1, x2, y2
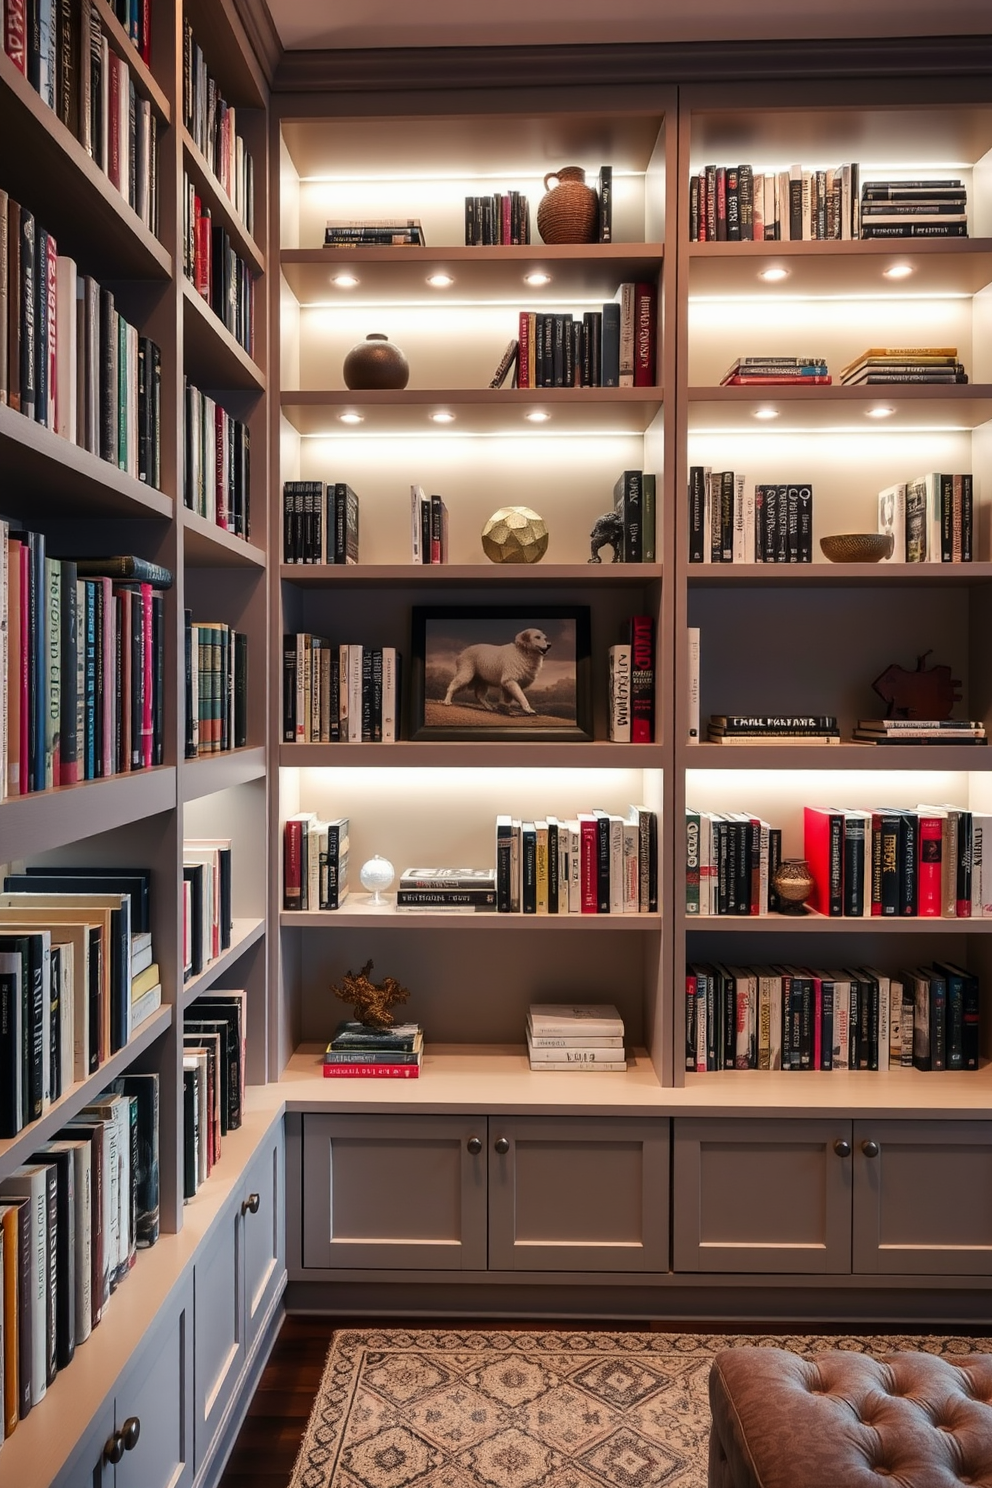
(526, 1003, 627, 1072)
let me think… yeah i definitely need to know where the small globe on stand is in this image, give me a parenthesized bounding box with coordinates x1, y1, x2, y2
(359, 855, 395, 906)
(481, 506, 549, 564)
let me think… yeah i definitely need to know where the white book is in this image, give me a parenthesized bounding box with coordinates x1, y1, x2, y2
(347, 644, 362, 742)
(294, 633, 308, 742)
(687, 627, 700, 742)
(700, 465, 712, 564)
(607, 645, 631, 742)
(527, 1031, 624, 1049)
(608, 815, 624, 914)
(841, 164, 852, 240)
(889, 976, 905, 1066)
(131, 981, 162, 1030)
(732, 473, 747, 562)
(56, 941, 74, 1096)
(700, 811, 716, 915)
(863, 968, 890, 1072)
(758, 820, 770, 916)
(622, 822, 639, 913)
(0, 1165, 49, 1404)
(382, 646, 398, 742)
(410, 483, 426, 562)
(743, 481, 756, 563)
(55, 256, 78, 441)
(617, 282, 635, 386)
(80, 1101, 121, 1287)
(801, 169, 812, 239)
(527, 1037, 626, 1065)
(827, 972, 852, 1071)
(565, 821, 580, 915)
(528, 1003, 624, 1036)
(728, 966, 757, 1068)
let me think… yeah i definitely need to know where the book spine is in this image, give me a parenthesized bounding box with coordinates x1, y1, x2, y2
(628, 615, 654, 743)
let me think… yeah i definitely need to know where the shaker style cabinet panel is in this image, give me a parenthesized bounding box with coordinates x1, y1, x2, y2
(673, 1118, 853, 1274)
(244, 1123, 287, 1356)
(301, 1113, 488, 1270)
(488, 1117, 670, 1273)
(853, 1120, 992, 1276)
(194, 1201, 246, 1468)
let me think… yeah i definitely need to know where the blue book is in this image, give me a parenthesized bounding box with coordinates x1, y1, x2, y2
(601, 301, 620, 387)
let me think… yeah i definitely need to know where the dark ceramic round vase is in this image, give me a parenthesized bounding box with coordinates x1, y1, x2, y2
(343, 333, 410, 391)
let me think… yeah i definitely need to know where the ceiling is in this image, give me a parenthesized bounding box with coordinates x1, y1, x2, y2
(265, 0, 992, 52)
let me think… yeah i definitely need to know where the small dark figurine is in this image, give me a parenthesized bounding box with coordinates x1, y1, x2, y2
(873, 651, 962, 720)
(330, 959, 410, 1029)
(588, 510, 624, 563)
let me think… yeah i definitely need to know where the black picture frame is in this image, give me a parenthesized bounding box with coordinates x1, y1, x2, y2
(410, 605, 592, 742)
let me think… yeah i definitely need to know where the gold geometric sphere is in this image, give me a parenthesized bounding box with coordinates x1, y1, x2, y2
(481, 505, 549, 564)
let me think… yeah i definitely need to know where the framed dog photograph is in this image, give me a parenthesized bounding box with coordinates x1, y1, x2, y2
(410, 605, 592, 742)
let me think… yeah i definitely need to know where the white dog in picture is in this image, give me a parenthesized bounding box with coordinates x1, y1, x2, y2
(443, 628, 551, 715)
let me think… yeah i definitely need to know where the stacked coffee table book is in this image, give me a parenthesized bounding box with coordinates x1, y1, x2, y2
(396, 867, 498, 911)
(526, 1003, 627, 1072)
(323, 1021, 424, 1078)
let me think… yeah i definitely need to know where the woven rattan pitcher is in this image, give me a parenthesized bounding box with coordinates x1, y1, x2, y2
(537, 166, 598, 244)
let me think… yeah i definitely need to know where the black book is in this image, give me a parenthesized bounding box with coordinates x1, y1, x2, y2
(819, 977, 834, 1070)
(598, 165, 612, 242)
(189, 994, 245, 1129)
(688, 466, 706, 563)
(20, 208, 36, 423)
(719, 471, 734, 561)
(521, 822, 537, 914)
(99, 288, 117, 465)
(788, 174, 803, 240)
(16, 867, 151, 934)
(234, 632, 248, 747)
(714, 818, 728, 915)
(0, 934, 44, 1125)
(725, 166, 741, 240)
(899, 811, 919, 916)
(546, 818, 560, 915)
(114, 1073, 159, 1244)
(185, 610, 196, 756)
(594, 812, 611, 914)
(956, 810, 973, 916)
(568, 320, 581, 387)
(183, 1065, 198, 1199)
(35, 225, 49, 428)
(183, 863, 204, 976)
(739, 165, 754, 239)
(767, 828, 782, 912)
(935, 962, 979, 1070)
(29, 1150, 74, 1372)
(321, 819, 349, 911)
(282, 635, 297, 743)
(928, 966, 948, 1071)
(183, 1020, 230, 1136)
(719, 966, 736, 1069)
(842, 812, 866, 917)
(0, 957, 22, 1137)
(333, 483, 359, 564)
(872, 809, 902, 916)
(601, 301, 620, 387)
(796, 485, 813, 562)
(552, 313, 566, 387)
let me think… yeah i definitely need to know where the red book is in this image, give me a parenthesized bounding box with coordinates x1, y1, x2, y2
(109, 56, 121, 190)
(215, 406, 228, 528)
(722, 375, 833, 385)
(803, 807, 844, 917)
(140, 0, 151, 64)
(118, 589, 131, 773)
(517, 311, 531, 389)
(4, 0, 25, 72)
(139, 583, 153, 768)
(323, 1064, 420, 1079)
(578, 813, 599, 913)
(715, 166, 727, 238)
(633, 282, 656, 387)
(627, 615, 654, 743)
(284, 820, 304, 910)
(195, 207, 211, 299)
(501, 195, 511, 245)
(46, 233, 57, 431)
(917, 812, 943, 917)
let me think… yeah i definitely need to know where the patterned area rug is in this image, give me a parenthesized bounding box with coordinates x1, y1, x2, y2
(289, 1328, 988, 1488)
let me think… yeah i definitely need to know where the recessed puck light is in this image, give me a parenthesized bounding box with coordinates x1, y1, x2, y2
(883, 263, 915, 280)
(757, 267, 790, 282)
(338, 411, 364, 424)
(866, 405, 896, 419)
(426, 273, 454, 287)
(524, 272, 552, 286)
(332, 273, 359, 288)
(752, 406, 780, 420)
(430, 411, 456, 423)
(525, 410, 551, 422)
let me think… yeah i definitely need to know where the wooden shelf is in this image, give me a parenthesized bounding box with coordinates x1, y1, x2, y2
(0, 403, 172, 521)
(182, 279, 265, 392)
(183, 128, 265, 275)
(0, 766, 177, 860)
(181, 917, 266, 1006)
(185, 4, 266, 110)
(181, 747, 267, 802)
(0, 51, 171, 281)
(280, 561, 661, 587)
(0, 1007, 172, 1176)
(183, 508, 267, 567)
(91, 0, 171, 122)
(687, 238, 992, 298)
(280, 742, 663, 768)
(282, 906, 662, 928)
(685, 913, 992, 933)
(686, 743, 992, 769)
(686, 561, 992, 587)
(281, 243, 665, 303)
(688, 383, 992, 431)
(281, 386, 663, 436)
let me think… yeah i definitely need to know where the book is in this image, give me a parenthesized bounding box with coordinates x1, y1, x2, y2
(626, 615, 654, 743)
(528, 1004, 624, 1037)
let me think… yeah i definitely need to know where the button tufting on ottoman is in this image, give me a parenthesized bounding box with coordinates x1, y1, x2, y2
(708, 1347, 992, 1488)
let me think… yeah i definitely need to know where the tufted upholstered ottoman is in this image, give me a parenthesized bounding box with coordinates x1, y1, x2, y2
(708, 1346, 992, 1488)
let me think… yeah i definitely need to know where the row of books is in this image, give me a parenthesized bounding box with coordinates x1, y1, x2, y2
(685, 808, 783, 916)
(282, 481, 359, 565)
(686, 964, 979, 1073)
(805, 803, 992, 919)
(283, 814, 349, 912)
(1, 534, 168, 798)
(464, 193, 531, 246)
(283, 639, 399, 746)
(182, 838, 233, 982)
(704, 715, 840, 747)
(0, 867, 159, 1139)
(510, 286, 656, 389)
(182, 178, 256, 354)
(859, 178, 968, 239)
(0, 195, 163, 485)
(495, 807, 658, 915)
(4, 0, 160, 233)
(182, 991, 247, 1200)
(183, 615, 248, 758)
(878, 472, 974, 563)
(527, 1002, 626, 1072)
(840, 347, 968, 386)
(105, 0, 150, 60)
(324, 218, 425, 247)
(182, 20, 256, 234)
(183, 381, 252, 539)
(610, 470, 656, 564)
(688, 470, 814, 565)
(607, 613, 655, 743)
(719, 355, 830, 387)
(853, 719, 986, 747)
(688, 163, 862, 242)
(410, 486, 449, 563)
(0, 1072, 160, 1432)
(323, 1019, 422, 1079)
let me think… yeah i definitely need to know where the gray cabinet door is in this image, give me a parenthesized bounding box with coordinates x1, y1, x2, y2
(488, 1117, 669, 1272)
(116, 1275, 194, 1488)
(673, 1118, 852, 1273)
(193, 1199, 245, 1468)
(853, 1119, 992, 1276)
(301, 1113, 487, 1270)
(243, 1123, 286, 1358)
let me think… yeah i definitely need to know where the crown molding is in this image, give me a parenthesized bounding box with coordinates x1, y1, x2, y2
(272, 34, 992, 93)
(233, 0, 281, 86)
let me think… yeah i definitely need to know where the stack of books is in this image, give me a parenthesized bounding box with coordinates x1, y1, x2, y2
(688, 469, 814, 564)
(689, 163, 860, 241)
(527, 1003, 627, 1072)
(464, 193, 530, 244)
(853, 719, 986, 746)
(323, 1021, 423, 1078)
(878, 473, 974, 563)
(397, 868, 497, 911)
(840, 347, 968, 386)
(282, 481, 359, 565)
(720, 356, 830, 386)
(707, 715, 840, 745)
(183, 991, 247, 1196)
(283, 815, 350, 912)
(684, 808, 783, 916)
(324, 219, 425, 246)
(612, 471, 657, 563)
(410, 486, 449, 563)
(859, 178, 967, 239)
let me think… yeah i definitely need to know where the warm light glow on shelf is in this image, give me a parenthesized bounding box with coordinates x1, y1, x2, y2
(427, 273, 455, 288)
(865, 405, 896, 419)
(429, 410, 456, 423)
(690, 292, 970, 305)
(757, 267, 789, 282)
(883, 264, 915, 280)
(525, 410, 551, 423)
(751, 407, 779, 420)
(524, 272, 552, 287)
(299, 169, 646, 184)
(332, 273, 360, 288)
(338, 412, 364, 424)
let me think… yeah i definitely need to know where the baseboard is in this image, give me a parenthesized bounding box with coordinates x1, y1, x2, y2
(195, 1279, 288, 1488)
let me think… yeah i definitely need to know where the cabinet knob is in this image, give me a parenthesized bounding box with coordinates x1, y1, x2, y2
(833, 1139, 851, 1158)
(466, 1137, 482, 1155)
(861, 1139, 880, 1159)
(242, 1192, 261, 1217)
(121, 1417, 141, 1452)
(494, 1137, 510, 1155)
(104, 1433, 125, 1466)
